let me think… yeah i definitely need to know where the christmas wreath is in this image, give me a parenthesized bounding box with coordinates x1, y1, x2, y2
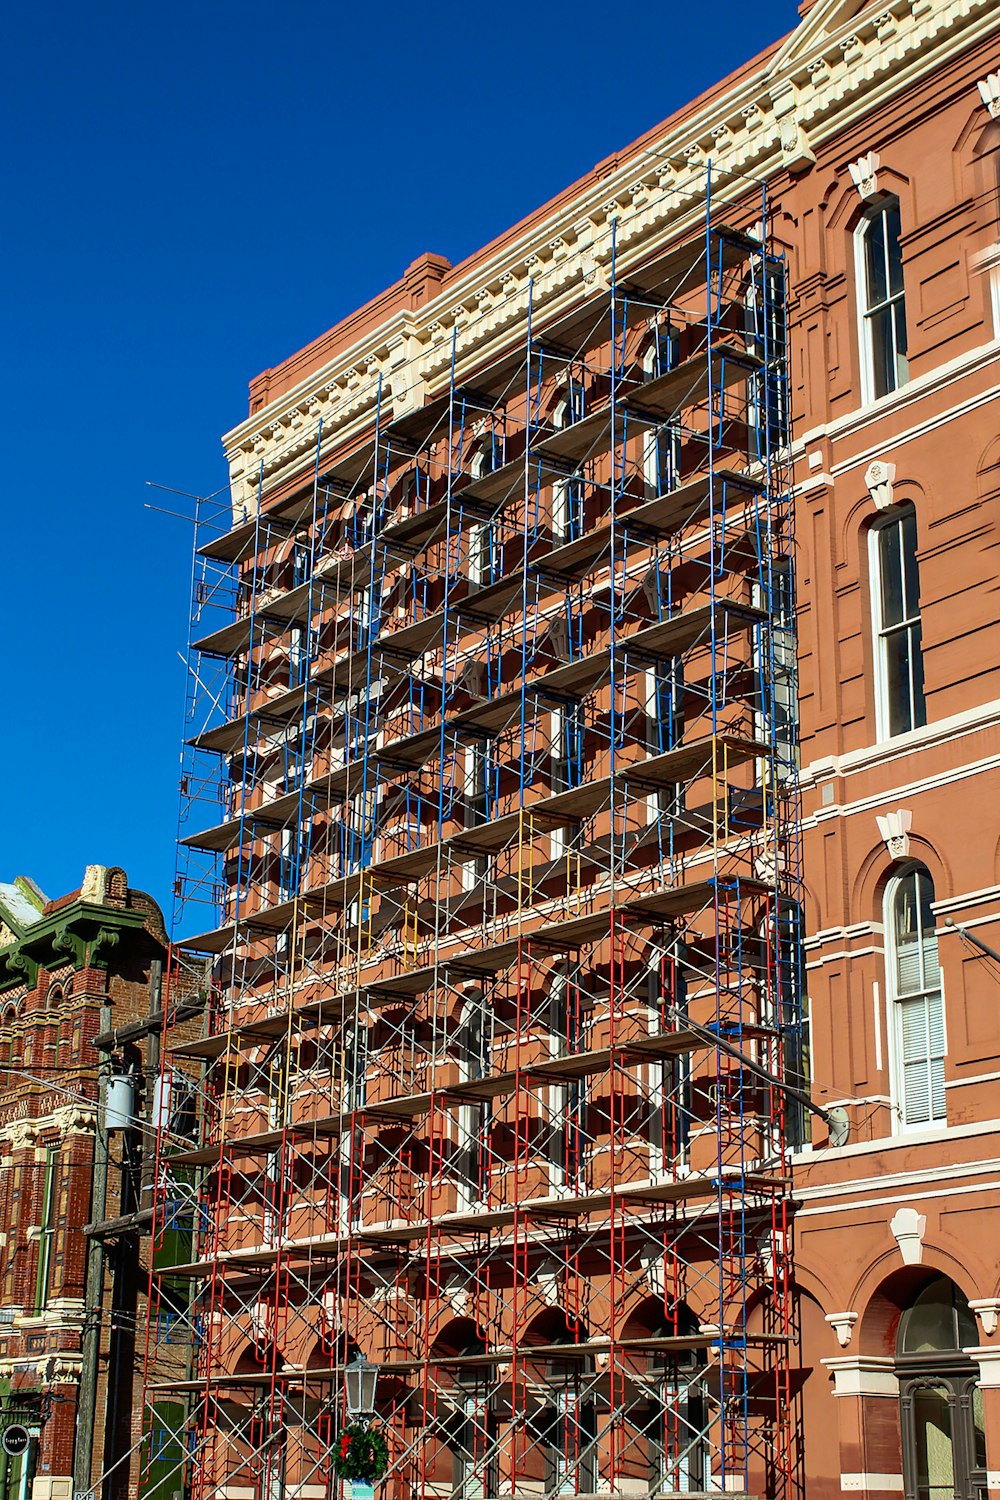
(331, 1423, 389, 1484)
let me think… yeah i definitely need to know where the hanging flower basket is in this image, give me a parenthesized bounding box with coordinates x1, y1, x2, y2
(332, 1423, 389, 1484)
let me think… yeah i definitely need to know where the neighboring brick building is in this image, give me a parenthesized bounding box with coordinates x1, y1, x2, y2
(142, 1, 1000, 1499)
(0, 868, 166, 1500)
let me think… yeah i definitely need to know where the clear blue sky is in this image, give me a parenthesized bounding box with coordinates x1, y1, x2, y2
(2, 0, 795, 921)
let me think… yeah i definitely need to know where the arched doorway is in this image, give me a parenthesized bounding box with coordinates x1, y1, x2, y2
(896, 1277, 986, 1500)
(621, 1296, 710, 1495)
(427, 1318, 497, 1500)
(522, 1310, 598, 1496)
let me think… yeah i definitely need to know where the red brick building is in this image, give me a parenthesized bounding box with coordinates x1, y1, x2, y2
(0, 868, 166, 1500)
(143, 2, 1000, 1498)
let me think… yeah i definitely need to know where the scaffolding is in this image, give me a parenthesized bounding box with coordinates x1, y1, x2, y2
(141, 176, 804, 1500)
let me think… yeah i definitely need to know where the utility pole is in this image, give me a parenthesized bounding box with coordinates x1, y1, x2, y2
(74, 1005, 111, 1496)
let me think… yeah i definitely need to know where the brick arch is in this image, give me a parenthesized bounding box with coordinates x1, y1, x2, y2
(619, 1291, 700, 1339)
(799, 870, 823, 941)
(825, 162, 913, 236)
(978, 434, 1000, 506)
(852, 838, 952, 926)
(789, 1258, 837, 1314)
(855, 1257, 981, 1359)
(429, 1314, 489, 1358)
(834, 474, 927, 581)
(521, 1305, 588, 1348)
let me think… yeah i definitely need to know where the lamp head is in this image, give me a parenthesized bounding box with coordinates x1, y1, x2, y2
(345, 1355, 379, 1419)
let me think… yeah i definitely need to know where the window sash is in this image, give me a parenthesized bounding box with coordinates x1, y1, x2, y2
(897, 991, 946, 1125)
(888, 869, 945, 1127)
(872, 511, 925, 738)
(859, 201, 909, 399)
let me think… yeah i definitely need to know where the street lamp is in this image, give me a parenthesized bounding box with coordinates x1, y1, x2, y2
(344, 1355, 379, 1423)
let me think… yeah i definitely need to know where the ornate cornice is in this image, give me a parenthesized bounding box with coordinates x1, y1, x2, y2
(0, 900, 152, 993)
(222, 0, 999, 514)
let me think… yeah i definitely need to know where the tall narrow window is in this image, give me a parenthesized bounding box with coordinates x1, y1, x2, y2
(752, 559, 798, 773)
(886, 865, 945, 1128)
(465, 742, 491, 826)
(551, 704, 585, 793)
(746, 261, 789, 453)
(552, 389, 586, 543)
(871, 504, 925, 738)
(35, 1147, 58, 1311)
(857, 198, 909, 400)
(642, 341, 681, 498)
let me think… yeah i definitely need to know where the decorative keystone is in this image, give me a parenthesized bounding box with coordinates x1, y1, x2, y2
(865, 460, 897, 510)
(890, 1206, 927, 1266)
(876, 809, 912, 860)
(848, 151, 881, 202)
(978, 74, 1000, 119)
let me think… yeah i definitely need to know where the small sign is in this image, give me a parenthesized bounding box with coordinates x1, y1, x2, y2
(351, 1485, 375, 1500)
(2, 1426, 29, 1457)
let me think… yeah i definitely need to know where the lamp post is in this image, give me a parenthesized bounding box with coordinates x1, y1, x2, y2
(344, 1355, 379, 1425)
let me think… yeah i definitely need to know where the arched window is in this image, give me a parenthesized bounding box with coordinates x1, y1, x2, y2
(896, 1276, 985, 1500)
(856, 196, 909, 401)
(430, 1321, 496, 1500)
(522, 1311, 596, 1496)
(885, 864, 945, 1128)
(870, 502, 926, 738)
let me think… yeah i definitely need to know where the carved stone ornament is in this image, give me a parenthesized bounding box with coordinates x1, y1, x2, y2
(978, 73, 1000, 119)
(890, 1206, 927, 1266)
(848, 150, 881, 202)
(970, 1299, 1000, 1337)
(825, 1311, 859, 1348)
(865, 460, 897, 510)
(777, 116, 816, 172)
(876, 808, 912, 860)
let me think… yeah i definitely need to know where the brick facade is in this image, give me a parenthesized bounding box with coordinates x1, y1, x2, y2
(0, 869, 165, 1500)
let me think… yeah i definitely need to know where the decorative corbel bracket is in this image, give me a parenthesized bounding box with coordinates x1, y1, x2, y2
(771, 80, 816, 173)
(53, 926, 86, 967)
(970, 1298, 1000, 1337)
(825, 1311, 859, 1348)
(6, 951, 38, 989)
(87, 928, 120, 970)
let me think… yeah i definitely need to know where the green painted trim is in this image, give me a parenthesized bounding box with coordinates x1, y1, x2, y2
(33, 1148, 57, 1313)
(0, 901, 158, 991)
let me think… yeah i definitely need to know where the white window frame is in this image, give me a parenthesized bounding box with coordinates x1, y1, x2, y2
(868, 505, 925, 742)
(854, 197, 909, 405)
(641, 343, 680, 499)
(884, 864, 946, 1131)
(551, 395, 586, 543)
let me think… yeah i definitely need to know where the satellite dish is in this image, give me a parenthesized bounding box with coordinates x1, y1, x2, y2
(827, 1107, 850, 1149)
